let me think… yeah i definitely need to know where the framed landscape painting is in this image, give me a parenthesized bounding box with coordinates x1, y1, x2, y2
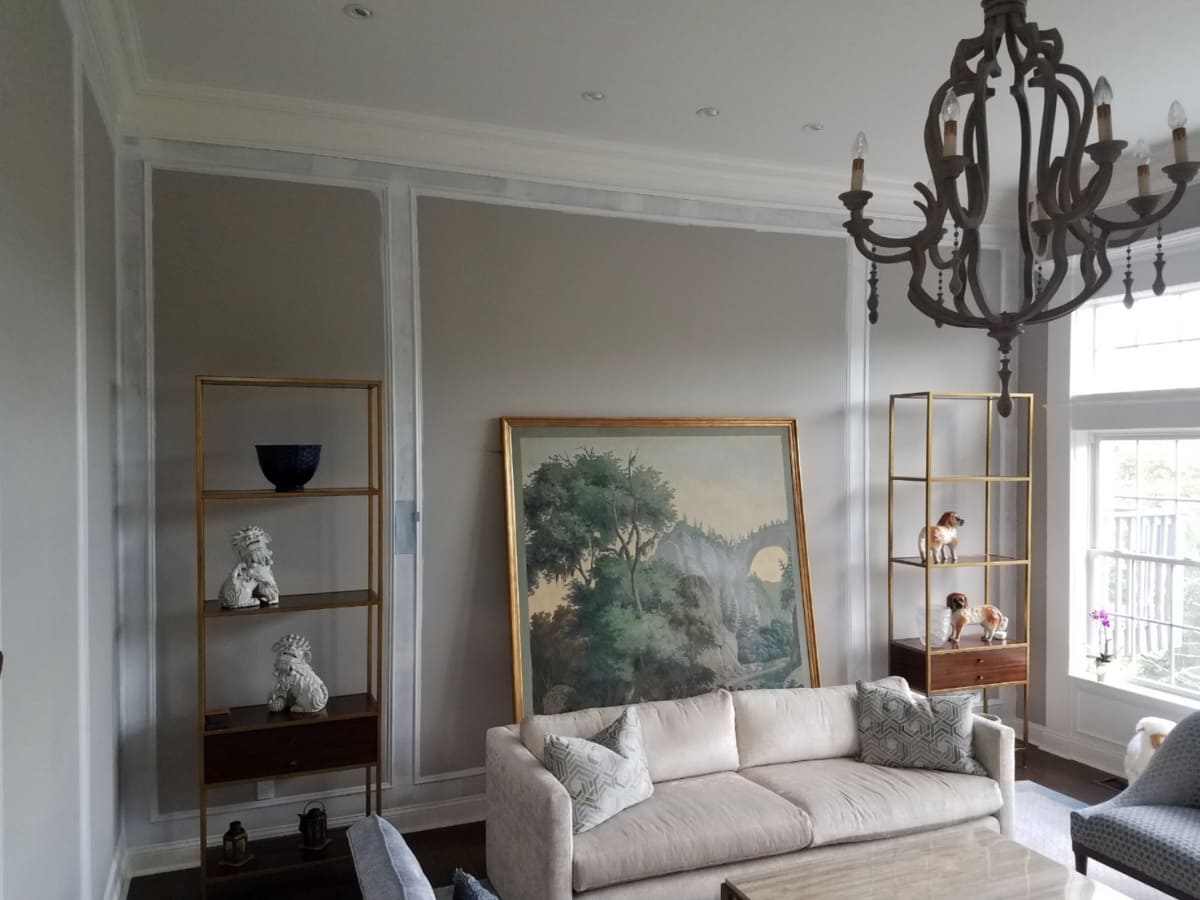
(502, 417, 819, 720)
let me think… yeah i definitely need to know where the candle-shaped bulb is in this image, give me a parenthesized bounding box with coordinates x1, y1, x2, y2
(1094, 76, 1114, 142)
(1135, 139, 1152, 196)
(850, 131, 868, 191)
(941, 91, 960, 157)
(1169, 101, 1190, 163)
(852, 131, 869, 159)
(1169, 100, 1188, 130)
(941, 91, 960, 122)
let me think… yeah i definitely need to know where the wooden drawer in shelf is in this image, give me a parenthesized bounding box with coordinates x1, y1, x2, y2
(204, 710, 378, 785)
(930, 645, 1027, 691)
(889, 639, 1028, 693)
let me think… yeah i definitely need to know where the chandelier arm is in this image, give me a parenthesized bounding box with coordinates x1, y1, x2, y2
(846, 210, 941, 255)
(1008, 55, 1037, 304)
(960, 231, 998, 321)
(906, 266, 990, 329)
(1074, 162, 1117, 221)
(1107, 227, 1149, 249)
(1019, 229, 1072, 321)
(849, 233, 914, 266)
(924, 80, 977, 233)
(1048, 63, 1095, 205)
(1023, 249, 1114, 326)
(1090, 180, 1189, 234)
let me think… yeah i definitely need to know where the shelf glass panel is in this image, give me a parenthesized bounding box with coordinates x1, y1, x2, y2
(205, 692, 378, 735)
(890, 475, 1031, 483)
(891, 554, 1029, 569)
(201, 487, 377, 500)
(890, 636, 1029, 655)
(204, 589, 378, 618)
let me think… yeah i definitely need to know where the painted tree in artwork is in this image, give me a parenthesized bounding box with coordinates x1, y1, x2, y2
(523, 448, 718, 712)
(605, 452, 676, 614)
(523, 449, 676, 611)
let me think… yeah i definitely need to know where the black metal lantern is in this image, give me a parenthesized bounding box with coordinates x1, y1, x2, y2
(298, 800, 330, 851)
(221, 820, 252, 867)
(840, 0, 1199, 415)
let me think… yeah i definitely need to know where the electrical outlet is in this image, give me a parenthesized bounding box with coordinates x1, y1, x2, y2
(256, 780, 275, 801)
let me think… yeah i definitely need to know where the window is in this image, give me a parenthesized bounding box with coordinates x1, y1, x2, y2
(1065, 233, 1200, 698)
(1072, 286, 1200, 395)
(1089, 437, 1200, 694)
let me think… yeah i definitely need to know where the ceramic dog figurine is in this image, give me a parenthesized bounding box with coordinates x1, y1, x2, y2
(919, 511, 964, 564)
(946, 592, 1008, 643)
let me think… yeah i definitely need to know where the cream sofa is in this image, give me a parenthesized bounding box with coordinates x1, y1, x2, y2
(485, 678, 1015, 900)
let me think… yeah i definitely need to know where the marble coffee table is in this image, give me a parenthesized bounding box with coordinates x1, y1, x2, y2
(721, 826, 1127, 900)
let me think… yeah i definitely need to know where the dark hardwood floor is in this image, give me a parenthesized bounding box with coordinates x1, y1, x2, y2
(128, 746, 1121, 899)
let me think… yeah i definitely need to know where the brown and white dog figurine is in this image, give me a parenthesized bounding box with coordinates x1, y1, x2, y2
(919, 511, 964, 564)
(946, 592, 1008, 644)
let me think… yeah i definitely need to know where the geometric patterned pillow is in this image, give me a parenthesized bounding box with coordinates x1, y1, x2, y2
(543, 707, 654, 833)
(856, 680, 987, 776)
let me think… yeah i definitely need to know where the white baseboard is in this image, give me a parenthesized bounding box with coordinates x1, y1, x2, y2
(126, 793, 486, 878)
(103, 829, 129, 900)
(1009, 717, 1125, 778)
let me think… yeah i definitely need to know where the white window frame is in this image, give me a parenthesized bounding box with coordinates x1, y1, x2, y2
(1083, 430, 1200, 700)
(1052, 225, 1200, 714)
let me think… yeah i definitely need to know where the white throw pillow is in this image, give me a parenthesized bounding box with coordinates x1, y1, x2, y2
(543, 706, 654, 833)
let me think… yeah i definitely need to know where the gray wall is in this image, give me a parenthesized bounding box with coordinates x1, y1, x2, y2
(0, 0, 121, 896)
(416, 197, 848, 776)
(151, 171, 386, 813)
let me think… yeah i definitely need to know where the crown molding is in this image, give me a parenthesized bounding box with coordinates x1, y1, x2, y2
(117, 78, 930, 216)
(75, 0, 951, 219)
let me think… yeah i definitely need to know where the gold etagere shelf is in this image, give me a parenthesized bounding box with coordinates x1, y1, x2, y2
(195, 375, 384, 894)
(886, 391, 1033, 760)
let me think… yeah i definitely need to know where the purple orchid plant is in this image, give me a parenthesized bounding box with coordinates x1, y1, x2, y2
(1091, 608, 1114, 663)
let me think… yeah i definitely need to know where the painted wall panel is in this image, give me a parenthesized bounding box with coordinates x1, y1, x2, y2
(416, 197, 847, 775)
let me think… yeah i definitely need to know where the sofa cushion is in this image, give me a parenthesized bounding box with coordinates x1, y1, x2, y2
(521, 689, 739, 783)
(571, 770, 813, 892)
(544, 707, 654, 833)
(856, 680, 987, 776)
(740, 757, 1002, 847)
(732, 676, 909, 768)
(347, 814, 436, 900)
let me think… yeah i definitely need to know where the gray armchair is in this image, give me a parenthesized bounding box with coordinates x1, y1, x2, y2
(1071, 709, 1200, 900)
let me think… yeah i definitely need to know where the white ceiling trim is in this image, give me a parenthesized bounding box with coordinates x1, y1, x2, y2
(81, 0, 938, 218)
(119, 79, 927, 216)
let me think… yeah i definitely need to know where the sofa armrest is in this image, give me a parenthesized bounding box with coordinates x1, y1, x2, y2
(486, 725, 573, 900)
(972, 715, 1015, 837)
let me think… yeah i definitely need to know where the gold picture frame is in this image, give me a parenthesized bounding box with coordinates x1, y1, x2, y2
(503, 417, 819, 721)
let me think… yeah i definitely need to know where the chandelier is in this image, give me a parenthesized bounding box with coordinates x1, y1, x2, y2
(840, 0, 1198, 415)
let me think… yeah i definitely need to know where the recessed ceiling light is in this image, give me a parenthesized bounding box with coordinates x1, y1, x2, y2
(695, 106, 721, 118)
(343, 3, 373, 19)
(802, 121, 825, 132)
(581, 90, 606, 102)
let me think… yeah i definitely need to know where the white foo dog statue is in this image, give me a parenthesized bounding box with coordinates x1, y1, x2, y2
(218, 525, 280, 610)
(267, 633, 329, 715)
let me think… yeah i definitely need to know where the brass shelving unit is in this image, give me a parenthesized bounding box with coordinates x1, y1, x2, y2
(886, 391, 1033, 758)
(195, 375, 384, 892)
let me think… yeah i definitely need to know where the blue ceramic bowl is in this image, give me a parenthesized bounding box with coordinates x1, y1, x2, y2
(255, 444, 322, 492)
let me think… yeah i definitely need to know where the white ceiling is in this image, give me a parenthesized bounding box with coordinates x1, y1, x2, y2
(115, 0, 1200, 206)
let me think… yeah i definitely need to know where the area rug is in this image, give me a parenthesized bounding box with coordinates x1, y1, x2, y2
(1014, 780, 1172, 899)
